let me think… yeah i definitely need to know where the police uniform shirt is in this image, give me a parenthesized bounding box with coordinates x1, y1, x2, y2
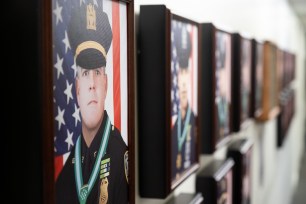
(171, 104, 196, 180)
(56, 111, 128, 204)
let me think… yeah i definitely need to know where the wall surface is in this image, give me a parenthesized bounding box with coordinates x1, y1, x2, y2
(135, 0, 306, 204)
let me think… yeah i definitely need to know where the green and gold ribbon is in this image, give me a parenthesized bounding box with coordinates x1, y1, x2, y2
(74, 116, 111, 204)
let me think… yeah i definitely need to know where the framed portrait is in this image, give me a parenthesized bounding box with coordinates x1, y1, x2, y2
(42, 0, 135, 203)
(283, 51, 296, 88)
(232, 34, 252, 132)
(257, 41, 280, 121)
(277, 96, 286, 147)
(196, 159, 234, 204)
(138, 5, 200, 198)
(251, 39, 264, 119)
(227, 139, 253, 204)
(277, 88, 295, 147)
(200, 23, 232, 154)
(277, 49, 296, 147)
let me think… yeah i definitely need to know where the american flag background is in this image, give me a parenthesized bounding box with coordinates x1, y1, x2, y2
(215, 31, 231, 103)
(215, 31, 223, 99)
(52, 0, 128, 181)
(171, 20, 198, 126)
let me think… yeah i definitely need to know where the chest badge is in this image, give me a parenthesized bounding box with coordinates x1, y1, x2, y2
(99, 177, 108, 204)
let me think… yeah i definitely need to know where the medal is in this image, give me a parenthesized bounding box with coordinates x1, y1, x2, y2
(75, 116, 111, 204)
(99, 178, 109, 204)
(177, 106, 191, 169)
(79, 184, 89, 202)
(176, 153, 182, 169)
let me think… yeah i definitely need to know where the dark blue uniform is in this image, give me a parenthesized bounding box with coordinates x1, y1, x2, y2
(171, 105, 196, 181)
(56, 111, 128, 204)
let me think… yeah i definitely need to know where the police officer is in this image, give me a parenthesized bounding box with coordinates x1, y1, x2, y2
(215, 33, 229, 141)
(171, 24, 196, 181)
(56, 1, 128, 203)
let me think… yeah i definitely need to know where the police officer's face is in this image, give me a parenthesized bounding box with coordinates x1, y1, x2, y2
(242, 58, 250, 88)
(178, 68, 189, 110)
(76, 66, 107, 130)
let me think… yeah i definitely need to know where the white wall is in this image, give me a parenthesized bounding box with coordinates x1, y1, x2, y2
(135, 0, 306, 203)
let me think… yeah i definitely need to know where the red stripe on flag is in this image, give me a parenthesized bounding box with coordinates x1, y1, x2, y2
(112, 2, 121, 131)
(54, 155, 63, 181)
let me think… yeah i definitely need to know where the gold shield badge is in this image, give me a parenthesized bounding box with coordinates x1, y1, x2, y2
(176, 153, 182, 169)
(99, 178, 108, 204)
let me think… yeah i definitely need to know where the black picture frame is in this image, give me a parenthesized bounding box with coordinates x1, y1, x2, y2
(196, 158, 234, 204)
(251, 39, 264, 119)
(232, 34, 252, 132)
(227, 139, 253, 204)
(138, 5, 200, 198)
(283, 51, 296, 88)
(277, 47, 295, 148)
(277, 88, 295, 147)
(200, 23, 233, 154)
(42, 0, 135, 203)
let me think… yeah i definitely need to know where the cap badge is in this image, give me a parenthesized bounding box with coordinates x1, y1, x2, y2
(87, 3, 96, 30)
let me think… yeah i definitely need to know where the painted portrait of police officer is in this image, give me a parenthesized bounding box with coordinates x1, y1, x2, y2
(52, 0, 130, 203)
(215, 31, 232, 144)
(171, 19, 198, 186)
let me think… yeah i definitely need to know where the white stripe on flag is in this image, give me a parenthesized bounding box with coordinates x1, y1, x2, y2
(104, 1, 114, 124)
(120, 2, 128, 145)
(63, 151, 70, 164)
(103, 0, 127, 145)
(193, 25, 198, 115)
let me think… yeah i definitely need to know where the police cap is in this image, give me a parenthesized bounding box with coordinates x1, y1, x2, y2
(68, 0, 113, 69)
(174, 24, 192, 69)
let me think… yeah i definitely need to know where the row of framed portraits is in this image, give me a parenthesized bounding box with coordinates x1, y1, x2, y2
(42, 1, 296, 202)
(138, 5, 295, 198)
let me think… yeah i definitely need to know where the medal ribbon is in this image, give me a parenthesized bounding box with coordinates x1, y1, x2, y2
(218, 97, 226, 126)
(74, 116, 111, 204)
(177, 106, 191, 152)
